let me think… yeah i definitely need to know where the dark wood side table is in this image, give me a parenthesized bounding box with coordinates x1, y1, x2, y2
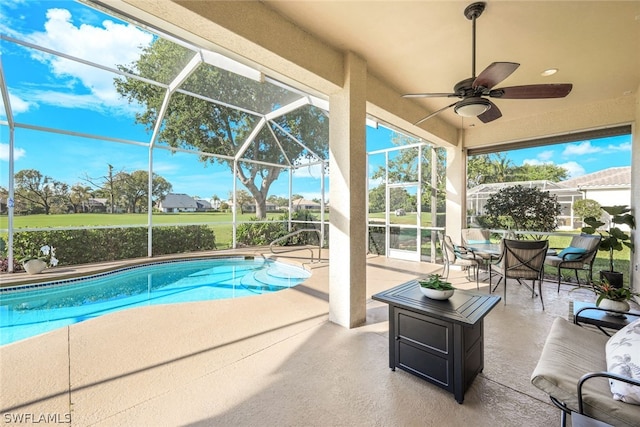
(372, 280, 501, 403)
(572, 301, 640, 336)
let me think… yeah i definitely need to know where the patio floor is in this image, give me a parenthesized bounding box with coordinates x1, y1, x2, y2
(0, 249, 627, 426)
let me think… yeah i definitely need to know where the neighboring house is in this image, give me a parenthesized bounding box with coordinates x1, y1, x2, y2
(240, 202, 279, 213)
(87, 198, 107, 213)
(466, 167, 631, 230)
(293, 198, 322, 211)
(561, 166, 631, 208)
(195, 199, 212, 211)
(158, 193, 198, 213)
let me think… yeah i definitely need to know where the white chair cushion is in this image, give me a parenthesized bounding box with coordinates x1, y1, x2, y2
(605, 318, 640, 404)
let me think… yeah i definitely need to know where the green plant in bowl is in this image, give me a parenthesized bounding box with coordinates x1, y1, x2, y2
(418, 274, 455, 300)
(419, 274, 454, 290)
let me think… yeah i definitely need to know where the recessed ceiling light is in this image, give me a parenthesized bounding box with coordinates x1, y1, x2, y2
(541, 68, 558, 77)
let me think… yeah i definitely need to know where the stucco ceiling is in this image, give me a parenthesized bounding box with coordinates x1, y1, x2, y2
(262, 1, 640, 134)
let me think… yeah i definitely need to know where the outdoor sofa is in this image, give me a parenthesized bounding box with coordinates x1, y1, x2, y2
(531, 313, 640, 427)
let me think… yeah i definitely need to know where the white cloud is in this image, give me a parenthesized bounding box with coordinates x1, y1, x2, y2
(562, 141, 601, 156)
(537, 150, 554, 161)
(0, 143, 26, 162)
(25, 8, 154, 109)
(522, 158, 545, 166)
(0, 92, 33, 118)
(558, 161, 585, 178)
(607, 141, 632, 152)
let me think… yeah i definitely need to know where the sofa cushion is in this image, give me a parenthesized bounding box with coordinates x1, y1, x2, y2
(558, 246, 587, 261)
(605, 318, 640, 404)
(531, 318, 640, 427)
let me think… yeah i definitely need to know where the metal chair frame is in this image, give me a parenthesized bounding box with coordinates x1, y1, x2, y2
(490, 239, 549, 309)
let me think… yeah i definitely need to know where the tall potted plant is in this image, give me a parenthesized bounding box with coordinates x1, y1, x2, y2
(582, 205, 635, 288)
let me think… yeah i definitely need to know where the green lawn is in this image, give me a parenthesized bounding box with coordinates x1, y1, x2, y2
(0, 212, 289, 250)
(368, 211, 443, 227)
(1, 214, 631, 285)
(0, 212, 284, 228)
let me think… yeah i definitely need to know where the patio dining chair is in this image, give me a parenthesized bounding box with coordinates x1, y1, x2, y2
(490, 239, 549, 309)
(543, 233, 601, 292)
(462, 227, 494, 270)
(440, 233, 480, 289)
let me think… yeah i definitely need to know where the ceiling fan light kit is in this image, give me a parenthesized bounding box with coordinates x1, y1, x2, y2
(454, 97, 491, 117)
(404, 1, 573, 125)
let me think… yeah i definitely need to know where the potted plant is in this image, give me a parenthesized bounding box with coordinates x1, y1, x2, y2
(591, 279, 639, 316)
(20, 245, 58, 274)
(582, 205, 635, 288)
(418, 274, 455, 300)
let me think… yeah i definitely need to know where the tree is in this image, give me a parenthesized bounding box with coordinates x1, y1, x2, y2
(114, 39, 328, 219)
(512, 163, 568, 182)
(82, 164, 122, 213)
(14, 169, 68, 214)
(467, 153, 569, 187)
(68, 184, 93, 213)
(0, 186, 8, 214)
(573, 199, 601, 222)
(211, 194, 221, 210)
(483, 185, 562, 233)
(229, 189, 253, 215)
(368, 185, 386, 213)
(116, 170, 173, 213)
(267, 194, 288, 208)
(369, 135, 447, 222)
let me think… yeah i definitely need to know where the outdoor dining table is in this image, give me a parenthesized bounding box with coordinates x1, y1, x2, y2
(466, 241, 557, 293)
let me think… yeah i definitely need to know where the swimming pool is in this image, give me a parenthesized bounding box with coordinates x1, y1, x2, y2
(0, 257, 311, 346)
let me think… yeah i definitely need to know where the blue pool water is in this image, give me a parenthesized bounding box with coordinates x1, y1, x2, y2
(0, 257, 310, 346)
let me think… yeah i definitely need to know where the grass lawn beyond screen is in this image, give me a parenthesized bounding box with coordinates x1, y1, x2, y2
(1, 213, 631, 285)
(1, 212, 294, 250)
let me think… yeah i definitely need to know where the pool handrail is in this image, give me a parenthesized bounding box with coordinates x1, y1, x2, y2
(269, 229, 322, 263)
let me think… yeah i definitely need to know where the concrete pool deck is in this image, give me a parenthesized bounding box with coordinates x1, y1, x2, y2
(0, 248, 615, 426)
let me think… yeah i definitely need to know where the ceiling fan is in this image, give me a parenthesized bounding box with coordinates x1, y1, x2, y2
(404, 2, 573, 125)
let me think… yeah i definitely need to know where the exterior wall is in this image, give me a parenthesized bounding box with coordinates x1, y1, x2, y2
(632, 86, 639, 295)
(582, 188, 631, 208)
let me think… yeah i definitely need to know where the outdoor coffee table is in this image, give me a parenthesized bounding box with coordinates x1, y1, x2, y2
(572, 301, 640, 336)
(372, 280, 500, 403)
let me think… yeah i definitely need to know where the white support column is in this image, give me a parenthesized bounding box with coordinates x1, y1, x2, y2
(631, 85, 639, 294)
(329, 52, 367, 328)
(445, 132, 465, 244)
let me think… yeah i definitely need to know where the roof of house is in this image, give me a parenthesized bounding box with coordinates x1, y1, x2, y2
(467, 180, 579, 196)
(561, 166, 631, 189)
(293, 198, 321, 207)
(195, 199, 212, 209)
(160, 193, 197, 208)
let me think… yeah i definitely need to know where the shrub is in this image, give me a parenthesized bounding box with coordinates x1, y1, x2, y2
(235, 210, 326, 247)
(236, 216, 288, 246)
(483, 185, 561, 234)
(3, 225, 216, 267)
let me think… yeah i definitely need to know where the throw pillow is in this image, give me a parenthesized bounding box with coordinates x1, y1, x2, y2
(605, 318, 640, 404)
(558, 246, 587, 261)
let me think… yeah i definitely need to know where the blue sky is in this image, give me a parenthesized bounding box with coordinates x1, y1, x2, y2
(0, 1, 631, 202)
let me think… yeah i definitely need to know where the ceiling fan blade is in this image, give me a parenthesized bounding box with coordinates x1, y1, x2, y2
(477, 100, 502, 123)
(473, 62, 519, 90)
(489, 83, 573, 99)
(414, 101, 458, 126)
(403, 92, 457, 98)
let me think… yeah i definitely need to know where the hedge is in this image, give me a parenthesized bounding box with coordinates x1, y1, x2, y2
(3, 225, 216, 269)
